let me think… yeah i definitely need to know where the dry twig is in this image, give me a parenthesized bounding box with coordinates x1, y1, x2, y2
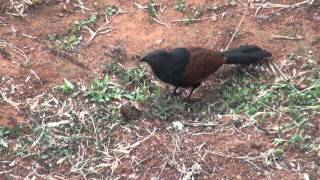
(0, 40, 31, 65)
(84, 10, 125, 44)
(134, 2, 170, 28)
(253, 0, 315, 16)
(225, 3, 250, 50)
(0, 90, 21, 110)
(171, 8, 247, 24)
(272, 34, 304, 40)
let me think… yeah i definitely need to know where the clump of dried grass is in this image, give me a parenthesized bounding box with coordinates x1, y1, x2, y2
(5, 0, 55, 16)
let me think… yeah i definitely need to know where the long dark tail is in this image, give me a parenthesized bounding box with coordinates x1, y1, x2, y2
(222, 45, 272, 64)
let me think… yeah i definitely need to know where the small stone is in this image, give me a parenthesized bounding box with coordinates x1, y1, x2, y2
(9, 161, 15, 167)
(170, 121, 184, 131)
(289, 162, 296, 168)
(296, 83, 308, 90)
(155, 39, 164, 44)
(211, 15, 217, 21)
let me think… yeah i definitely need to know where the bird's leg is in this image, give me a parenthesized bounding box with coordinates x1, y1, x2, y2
(171, 87, 180, 97)
(187, 85, 199, 98)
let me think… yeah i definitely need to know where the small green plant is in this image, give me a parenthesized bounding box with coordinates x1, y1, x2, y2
(106, 62, 146, 82)
(106, 62, 157, 103)
(85, 75, 124, 103)
(56, 78, 76, 94)
(48, 15, 97, 52)
(183, 18, 195, 25)
(0, 139, 8, 153)
(15, 136, 32, 156)
(231, 31, 241, 39)
(64, 35, 82, 50)
(191, 6, 203, 19)
(147, 0, 157, 19)
(174, 1, 186, 12)
(182, 6, 203, 25)
(33, 126, 52, 145)
(39, 145, 73, 162)
(291, 133, 303, 143)
(227, 0, 237, 6)
(0, 127, 10, 153)
(48, 34, 82, 51)
(0, 127, 10, 138)
(72, 15, 98, 33)
(106, 5, 119, 16)
(273, 138, 286, 146)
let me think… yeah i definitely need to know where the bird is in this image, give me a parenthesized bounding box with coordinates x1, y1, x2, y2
(139, 45, 272, 98)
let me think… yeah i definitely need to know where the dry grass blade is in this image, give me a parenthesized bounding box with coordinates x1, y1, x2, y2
(96, 128, 156, 175)
(207, 150, 260, 160)
(225, 3, 250, 50)
(6, 0, 48, 16)
(134, 2, 170, 28)
(171, 8, 247, 23)
(74, 0, 90, 13)
(0, 40, 31, 65)
(111, 128, 156, 153)
(253, 0, 315, 16)
(152, 17, 171, 28)
(272, 35, 304, 40)
(0, 90, 21, 110)
(183, 122, 218, 127)
(85, 25, 112, 44)
(85, 10, 124, 44)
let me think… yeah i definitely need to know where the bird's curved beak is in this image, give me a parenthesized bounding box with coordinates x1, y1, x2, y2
(139, 56, 146, 63)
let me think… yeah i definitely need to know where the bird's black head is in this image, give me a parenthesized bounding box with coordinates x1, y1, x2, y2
(139, 50, 169, 65)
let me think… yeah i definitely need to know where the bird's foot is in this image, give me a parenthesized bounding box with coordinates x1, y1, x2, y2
(170, 89, 183, 98)
(183, 92, 202, 101)
(170, 92, 182, 99)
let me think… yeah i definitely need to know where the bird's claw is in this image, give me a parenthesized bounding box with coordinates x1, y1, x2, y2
(171, 89, 183, 98)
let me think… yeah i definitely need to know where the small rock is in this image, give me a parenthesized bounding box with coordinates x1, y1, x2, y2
(211, 15, 217, 21)
(155, 39, 164, 44)
(170, 121, 184, 131)
(232, 119, 242, 128)
(9, 161, 15, 167)
(57, 13, 65, 17)
(296, 83, 308, 90)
